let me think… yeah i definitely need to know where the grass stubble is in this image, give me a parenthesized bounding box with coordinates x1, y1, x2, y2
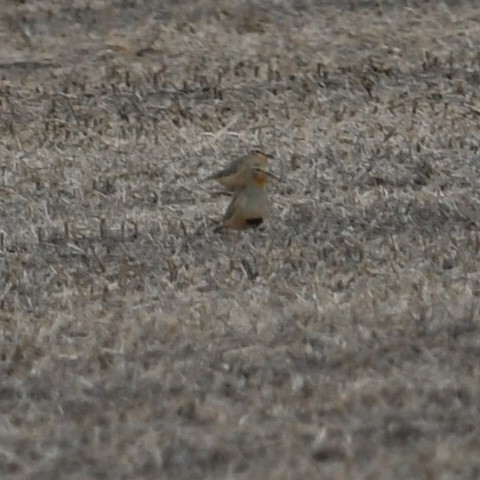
(1, 1, 480, 479)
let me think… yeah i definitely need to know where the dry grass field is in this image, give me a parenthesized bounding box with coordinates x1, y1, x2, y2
(1, 0, 480, 478)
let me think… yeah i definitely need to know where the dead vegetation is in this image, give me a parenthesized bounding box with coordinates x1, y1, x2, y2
(1, 0, 480, 478)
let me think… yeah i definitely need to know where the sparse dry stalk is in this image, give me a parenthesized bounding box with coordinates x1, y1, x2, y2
(100, 218, 107, 239)
(63, 221, 69, 242)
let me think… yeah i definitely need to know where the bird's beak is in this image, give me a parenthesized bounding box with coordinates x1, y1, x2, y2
(255, 168, 281, 181)
(255, 150, 274, 160)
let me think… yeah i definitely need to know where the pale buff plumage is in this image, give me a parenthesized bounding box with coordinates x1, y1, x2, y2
(208, 149, 273, 191)
(215, 167, 274, 231)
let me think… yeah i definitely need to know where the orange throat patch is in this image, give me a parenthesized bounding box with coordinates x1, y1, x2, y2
(253, 174, 267, 187)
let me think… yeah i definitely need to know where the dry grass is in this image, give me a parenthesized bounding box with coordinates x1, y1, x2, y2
(1, 0, 480, 478)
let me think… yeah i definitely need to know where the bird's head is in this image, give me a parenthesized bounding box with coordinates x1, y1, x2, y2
(252, 149, 274, 162)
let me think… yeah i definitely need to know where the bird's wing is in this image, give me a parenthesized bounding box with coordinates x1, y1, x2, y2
(208, 156, 245, 180)
(222, 189, 242, 221)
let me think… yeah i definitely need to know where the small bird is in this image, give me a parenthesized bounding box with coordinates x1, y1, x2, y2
(215, 167, 276, 231)
(208, 149, 273, 191)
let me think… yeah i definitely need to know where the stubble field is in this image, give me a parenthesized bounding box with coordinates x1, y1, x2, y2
(1, 1, 480, 479)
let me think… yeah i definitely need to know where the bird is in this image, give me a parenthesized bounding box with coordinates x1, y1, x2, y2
(215, 166, 276, 231)
(207, 149, 273, 191)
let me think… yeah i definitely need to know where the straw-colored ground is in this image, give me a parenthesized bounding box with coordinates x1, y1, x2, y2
(1, 1, 480, 478)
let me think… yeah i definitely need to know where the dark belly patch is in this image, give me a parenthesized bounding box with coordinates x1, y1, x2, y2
(246, 218, 264, 227)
